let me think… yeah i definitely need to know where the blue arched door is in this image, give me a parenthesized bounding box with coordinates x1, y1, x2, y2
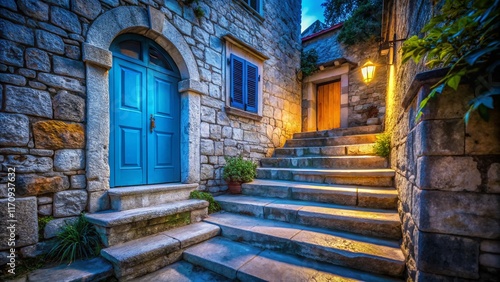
(109, 34, 181, 187)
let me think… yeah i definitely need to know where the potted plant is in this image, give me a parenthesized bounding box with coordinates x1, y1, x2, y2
(222, 156, 257, 194)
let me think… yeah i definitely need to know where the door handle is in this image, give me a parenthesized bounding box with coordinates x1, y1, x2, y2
(150, 114, 156, 132)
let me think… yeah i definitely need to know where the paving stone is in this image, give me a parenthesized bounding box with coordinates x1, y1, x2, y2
(4, 85, 52, 118)
(27, 257, 113, 282)
(0, 197, 38, 249)
(32, 120, 85, 149)
(16, 174, 67, 196)
(0, 113, 29, 146)
(53, 190, 87, 217)
(54, 149, 85, 171)
(0, 39, 23, 67)
(35, 29, 64, 54)
(0, 18, 34, 45)
(53, 90, 85, 122)
(50, 6, 81, 34)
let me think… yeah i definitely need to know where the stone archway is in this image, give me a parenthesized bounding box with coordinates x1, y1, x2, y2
(83, 6, 203, 212)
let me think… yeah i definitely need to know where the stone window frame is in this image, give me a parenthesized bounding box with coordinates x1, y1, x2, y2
(236, 0, 265, 20)
(223, 34, 268, 121)
(302, 64, 350, 131)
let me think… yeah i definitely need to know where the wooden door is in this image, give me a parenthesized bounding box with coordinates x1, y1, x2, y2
(317, 81, 341, 131)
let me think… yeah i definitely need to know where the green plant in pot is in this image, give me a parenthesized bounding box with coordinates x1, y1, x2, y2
(223, 156, 257, 194)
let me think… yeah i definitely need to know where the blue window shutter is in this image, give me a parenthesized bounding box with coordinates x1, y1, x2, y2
(246, 62, 258, 113)
(230, 54, 245, 110)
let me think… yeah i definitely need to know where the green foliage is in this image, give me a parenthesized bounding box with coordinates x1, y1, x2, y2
(222, 156, 257, 183)
(402, 0, 500, 123)
(373, 132, 391, 158)
(47, 214, 101, 264)
(322, 0, 382, 45)
(300, 49, 318, 77)
(38, 215, 53, 239)
(193, 6, 205, 18)
(189, 191, 221, 214)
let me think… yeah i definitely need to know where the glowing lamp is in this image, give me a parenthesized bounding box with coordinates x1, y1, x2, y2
(361, 61, 376, 84)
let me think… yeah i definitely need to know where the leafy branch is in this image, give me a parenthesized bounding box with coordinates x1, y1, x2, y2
(402, 0, 500, 123)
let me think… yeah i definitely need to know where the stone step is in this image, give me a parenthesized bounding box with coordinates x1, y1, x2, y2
(274, 143, 375, 157)
(108, 183, 199, 211)
(285, 134, 377, 148)
(27, 257, 113, 282)
(242, 179, 398, 209)
(204, 213, 405, 277)
(214, 195, 401, 239)
(256, 167, 395, 187)
(101, 222, 220, 280)
(184, 237, 401, 281)
(294, 125, 383, 139)
(260, 155, 388, 169)
(86, 199, 209, 247)
(131, 260, 232, 282)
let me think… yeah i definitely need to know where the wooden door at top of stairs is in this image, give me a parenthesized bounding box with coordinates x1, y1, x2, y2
(109, 57, 180, 187)
(317, 81, 341, 131)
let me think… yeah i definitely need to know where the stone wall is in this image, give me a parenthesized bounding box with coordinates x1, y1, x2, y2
(302, 28, 387, 128)
(385, 0, 500, 280)
(0, 0, 301, 264)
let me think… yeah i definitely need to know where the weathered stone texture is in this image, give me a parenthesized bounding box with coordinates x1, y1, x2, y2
(50, 6, 81, 34)
(0, 39, 24, 67)
(38, 72, 85, 93)
(0, 113, 29, 146)
(487, 163, 500, 193)
(16, 174, 68, 196)
(0, 18, 34, 45)
(4, 85, 52, 118)
(33, 120, 85, 149)
(53, 90, 85, 122)
(35, 29, 65, 54)
(0, 197, 38, 249)
(70, 174, 86, 189)
(44, 216, 78, 239)
(25, 48, 50, 72)
(53, 56, 85, 79)
(17, 0, 49, 21)
(71, 0, 101, 20)
(2, 155, 53, 173)
(54, 149, 85, 171)
(53, 190, 87, 217)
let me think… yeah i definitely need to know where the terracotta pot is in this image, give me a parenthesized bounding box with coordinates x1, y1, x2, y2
(227, 181, 242, 194)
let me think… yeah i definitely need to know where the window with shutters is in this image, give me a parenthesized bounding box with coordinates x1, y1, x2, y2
(224, 35, 268, 120)
(230, 54, 259, 113)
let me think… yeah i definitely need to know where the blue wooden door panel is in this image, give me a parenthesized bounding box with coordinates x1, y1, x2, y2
(147, 69, 180, 184)
(110, 58, 147, 187)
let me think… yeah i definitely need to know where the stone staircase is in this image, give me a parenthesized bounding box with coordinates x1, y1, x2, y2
(85, 183, 221, 280)
(163, 125, 406, 281)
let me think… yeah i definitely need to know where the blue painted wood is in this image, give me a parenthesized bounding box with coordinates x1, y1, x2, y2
(109, 34, 181, 187)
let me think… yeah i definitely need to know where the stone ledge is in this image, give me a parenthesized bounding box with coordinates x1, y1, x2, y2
(178, 79, 206, 95)
(225, 106, 262, 121)
(83, 43, 112, 69)
(401, 67, 449, 109)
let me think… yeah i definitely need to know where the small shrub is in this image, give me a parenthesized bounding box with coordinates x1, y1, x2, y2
(373, 132, 391, 158)
(223, 156, 257, 183)
(38, 215, 53, 239)
(193, 6, 205, 18)
(189, 191, 221, 214)
(300, 49, 318, 77)
(47, 213, 101, 264)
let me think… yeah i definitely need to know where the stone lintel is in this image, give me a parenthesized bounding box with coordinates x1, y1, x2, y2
(178, 79, 206, 95)
(83, 43, 112, 70)
(222, 34, 269, 61)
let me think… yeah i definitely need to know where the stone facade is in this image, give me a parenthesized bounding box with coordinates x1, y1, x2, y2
(301, 24, 387, 130)
(385, 0, 500, 280)
(0, 0, 301, 264)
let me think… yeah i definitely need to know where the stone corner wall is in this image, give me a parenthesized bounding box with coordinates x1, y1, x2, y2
(386, 0, 500, 280)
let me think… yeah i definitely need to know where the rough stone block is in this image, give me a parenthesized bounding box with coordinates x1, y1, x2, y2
(414, 119, 465, 156)
(38, 204, 52, 216)
(416, 232, 479, 279)
(5, 85, 52, 118)
(44, 216, 78, 239)
(0, 113, 29, 146)
(0, 73, 27, 86)
(487, 163, 500, 193)
(51, 6, 81, 34)
(0, 39, 24, 67)
(54, 149, 85, 171)
(20, 241, 54, 258)
(53, 190, 87, 217)
(413, 189, 500, 239)
(17, 0, 49, 21)
(53, 90, 85, 122)
(25, 48, 51, 72)
(0, 197, 38, 249)
(481, 240, 500, 253)
(33, 120, 85, 149)
(35, 29, 64, 54)
(88, 190, 110, 213)
(16, 175, 67, 196)
(70, 175, 86, 189)
(71, 0, 101, 20)
(480, 253, 500, 269)
(82, 43, 112, 69)
(37, 73, 85, 93)
(53, 56, 85, 79)
(0, 18, 34, 45)
(465, 108, 500, 155)
(2, 155, 52, 173)
(417, 156, 481, 192)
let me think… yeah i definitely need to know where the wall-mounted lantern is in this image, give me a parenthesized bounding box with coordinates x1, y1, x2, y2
(361, 61, 376, 83)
